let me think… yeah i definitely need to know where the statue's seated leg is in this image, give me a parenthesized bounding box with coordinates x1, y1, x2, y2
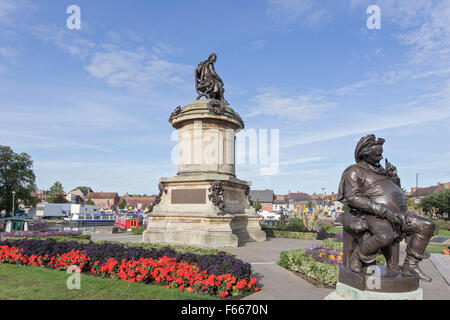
(381, 242, 401, 275)
(359, 216, 394, 265)
(401, 212, 435, 282)
(343, 228, 367, 273)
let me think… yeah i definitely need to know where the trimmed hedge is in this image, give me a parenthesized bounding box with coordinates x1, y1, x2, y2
(279, 249, 339, 287)
(264, 230, 318, 240)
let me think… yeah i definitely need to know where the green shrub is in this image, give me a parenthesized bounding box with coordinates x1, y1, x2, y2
(433, 219, 450, 235)
(322, 238, 343, 250)
(131, 226, 146, 235)
(264, 230, 317, 240)
(286, 218, 305, 231)
(279, 249, 339, 287)
(316, 220, 334, 232)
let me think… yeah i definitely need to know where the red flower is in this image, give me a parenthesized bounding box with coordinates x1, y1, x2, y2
(220, 291, 228, 298)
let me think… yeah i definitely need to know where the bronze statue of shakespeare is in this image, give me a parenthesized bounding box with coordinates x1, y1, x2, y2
(195, 53, 228, 105)
(338, 134, 435, 282)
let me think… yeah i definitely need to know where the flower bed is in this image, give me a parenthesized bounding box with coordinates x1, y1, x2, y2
(279, 239, 385, 288)
(279, 248, 339, 287)
(304, 247, 344, 265)
(0, 239, 259, 298)
(1, 230, 90, 240)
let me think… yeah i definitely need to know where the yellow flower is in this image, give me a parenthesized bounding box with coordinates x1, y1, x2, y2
(329, 255, 335, 261)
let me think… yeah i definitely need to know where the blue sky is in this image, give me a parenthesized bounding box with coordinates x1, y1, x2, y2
(1, 0, 449, 196)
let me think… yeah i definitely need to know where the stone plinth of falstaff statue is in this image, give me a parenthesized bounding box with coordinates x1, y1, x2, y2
(143, 53, 266, 248)
(326, 134, 435, 300)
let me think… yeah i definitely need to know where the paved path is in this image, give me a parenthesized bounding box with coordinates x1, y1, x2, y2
(430, 254, 450, 286)
(91, 234, 450, 300)
(218, 238, 332, 300)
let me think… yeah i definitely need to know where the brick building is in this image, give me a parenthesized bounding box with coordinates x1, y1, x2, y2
(249, 189, 275, 212)
(409, 182, 450, 204)
(118, 193, 156, 210)
(86, 192, 119, 210)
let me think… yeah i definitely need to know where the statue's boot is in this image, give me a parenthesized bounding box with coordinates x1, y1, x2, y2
(381, 245, 401, 276)
(402, 255, 432, 282)
(349, 246, 363, 273)
(404, 213, 435, 261)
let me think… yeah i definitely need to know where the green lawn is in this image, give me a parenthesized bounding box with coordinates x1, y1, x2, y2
(326, 226, 343, 234)
(426, 244, 449, 254)
(0, 264, 218, 300)
(438, 229, 450, 236)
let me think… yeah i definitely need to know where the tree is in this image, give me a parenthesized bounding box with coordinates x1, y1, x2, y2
(86, 198, 95, 205)
(53, 193, 68, 204)
(71, 186, 93, 197)
(47, 181, 65, 203)
(118, 199, 127, 209)
(420, 189, 450, 216)
(253, 200, 262, 212)
(306, 199, 314, 209)
(0, 146, 37, 213)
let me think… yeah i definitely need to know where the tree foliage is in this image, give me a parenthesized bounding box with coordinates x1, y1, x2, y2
(0, 146, 37, 212)
(71, 186, 93, 196)
(86, 198, 95, 205)
(53, 193, 68, 204)
(118, 199, 127, 209)
(253, 200, 262, 211)
(47, 181, 65, 203)
(306, 199, 314, 209)
(420, 189, 450, 216)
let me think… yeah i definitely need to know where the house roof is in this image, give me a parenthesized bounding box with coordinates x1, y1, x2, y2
(249, 190, 274, 202)
(288, 192, 310, 200)
(125, 196, 156, 209)
(409, 185, 445, 198)
(87, 192, 118, 200)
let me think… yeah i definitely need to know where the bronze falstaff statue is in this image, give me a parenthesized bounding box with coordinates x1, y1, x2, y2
(195, 53, 228, 105)
(338, 134, 435, 282)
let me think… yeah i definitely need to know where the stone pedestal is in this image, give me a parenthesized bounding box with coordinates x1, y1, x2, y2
(143, 99, 266, 248)
(325, 282, 423, 300)
(325, 266, 422, 300)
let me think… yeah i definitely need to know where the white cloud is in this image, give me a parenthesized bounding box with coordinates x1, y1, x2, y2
(247, 88, 336, 121)
(267, 0, 314, 23)
(85, 47, 192, 91)
(252, 40, 266, 49)
(350, 0, 450, 68)
(31, 25, 96, 60)
(282, 83, 450, 148)
(280, 156, 328, 166)
(266, 0, 332, 29)
(0, 0, 26, 24)
(0, 46, 22, 62)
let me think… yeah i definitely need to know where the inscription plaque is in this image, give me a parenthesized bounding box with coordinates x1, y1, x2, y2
(171, 189, 206, 204)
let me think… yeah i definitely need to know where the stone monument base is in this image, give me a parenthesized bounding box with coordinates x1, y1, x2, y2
(325, 282, 423, 300)
(142, 174, 266, 249)
(143, 214, 266, 248)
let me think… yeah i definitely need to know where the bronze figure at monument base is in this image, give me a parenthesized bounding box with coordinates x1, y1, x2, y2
(329, 134, 436, 299)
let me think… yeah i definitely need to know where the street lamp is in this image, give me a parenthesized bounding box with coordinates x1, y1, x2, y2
(12, 191, 16, 217)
